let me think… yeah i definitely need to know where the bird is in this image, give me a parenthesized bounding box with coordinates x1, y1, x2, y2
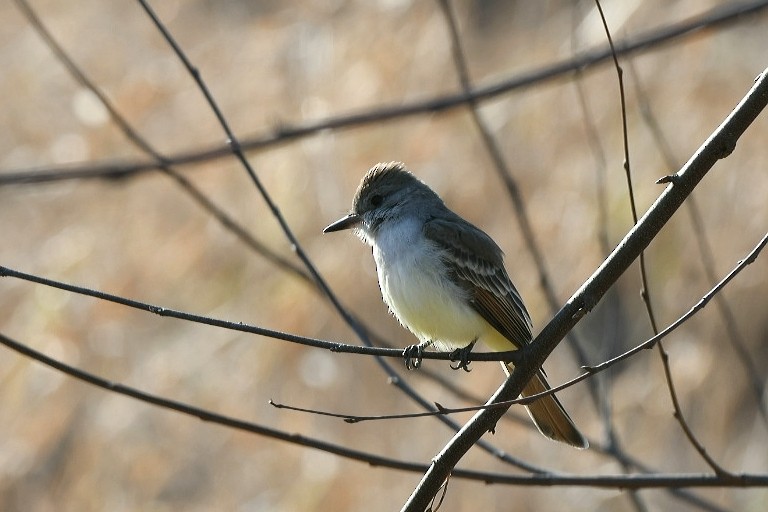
(323, 161, 587, 448)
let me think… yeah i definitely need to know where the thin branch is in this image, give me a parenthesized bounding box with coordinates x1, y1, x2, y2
(1, 329, 766, 492)
(130, 0, 394, 359)
(436, 4, 647, 509)
(0, 264, 527, 363)
(2, 0, 767, 185)
(568, 12, 650, 508)
(17, 0, 536, 445)
(629, 58, 768, 426)
(401, 67, 768, 512)
(133, 0, 550, 474)
(4, 257, 739, 506)
(437, 0, 597, 403)
(0, 330, 424, 471)
(593, 4, 652, 510)
(656, 337, 731, 475)
(562, 231, 768, 396)
(637, 44, 768, 472)
(134, 0, 388, 354)
(661, 346, 735, 476)
(597, 0, 733, 479)
(11, 0, 312, 286)
(274, 229, 767, 425)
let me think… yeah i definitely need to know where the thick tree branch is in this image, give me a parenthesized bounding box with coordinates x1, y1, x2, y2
(402, 68, 768, 511)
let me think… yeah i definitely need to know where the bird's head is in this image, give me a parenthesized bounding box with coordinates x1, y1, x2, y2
(323, 162, 441, 243)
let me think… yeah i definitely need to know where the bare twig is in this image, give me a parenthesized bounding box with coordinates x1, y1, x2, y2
(629, 59, 768, 426)
(2, 329, 767, 491)
(132, 0, 546, 474)
(594, 4, 652, 510)
(0, 264, 527, 363)
(596, 0, 730, 480)
(438, 2, 644, 509)
(437, 0, 597, 402)
(17, 0, 543, 452)
(3, 1, 767, 185)
(2, 326, 766, 490)
(273, 229, 767, 425)
(0, 330, 423, 471)
(11, 0, 312, 285)
(537, 231, 768, 404)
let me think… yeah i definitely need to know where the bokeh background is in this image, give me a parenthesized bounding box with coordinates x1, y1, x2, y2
(1, 1, 767, 511)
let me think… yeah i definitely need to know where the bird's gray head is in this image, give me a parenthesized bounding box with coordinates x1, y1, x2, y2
(323, 162, 443, 242)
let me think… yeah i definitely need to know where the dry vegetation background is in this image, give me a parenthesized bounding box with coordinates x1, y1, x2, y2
(1, 1, 767, 511)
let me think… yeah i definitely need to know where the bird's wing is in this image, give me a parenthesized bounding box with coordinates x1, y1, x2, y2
(423, 216, 533, 349)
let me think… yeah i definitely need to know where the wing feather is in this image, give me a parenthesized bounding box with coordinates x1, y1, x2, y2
(423, 216, 532, 349)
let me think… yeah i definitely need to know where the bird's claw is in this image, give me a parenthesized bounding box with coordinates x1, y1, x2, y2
(403, 344, 425, 370)
(449, 341, 475, 372)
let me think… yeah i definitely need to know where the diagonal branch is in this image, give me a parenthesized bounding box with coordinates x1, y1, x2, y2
(628, 58, 768, 426)
(12, 0, 312, 285)
(132, 0, 547, 474)
(402, 67, 768, 511)
(593, 3, 653, 510)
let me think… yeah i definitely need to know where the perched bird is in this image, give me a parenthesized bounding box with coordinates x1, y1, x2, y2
(324, 162, 587, 448)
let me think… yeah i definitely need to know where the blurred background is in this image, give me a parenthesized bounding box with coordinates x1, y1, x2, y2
(1, 1, 767, 510)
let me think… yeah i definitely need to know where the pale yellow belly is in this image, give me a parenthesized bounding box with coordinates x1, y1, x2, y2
(370, 218, 517, 353)
(375, 241, 488, 351)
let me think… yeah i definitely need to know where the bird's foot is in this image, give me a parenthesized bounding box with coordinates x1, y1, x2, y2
(449, 341, 476, 372)
(403, 342, 429, 370)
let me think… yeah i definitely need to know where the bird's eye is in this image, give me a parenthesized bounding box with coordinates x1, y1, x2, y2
(370, 194, 384, 207)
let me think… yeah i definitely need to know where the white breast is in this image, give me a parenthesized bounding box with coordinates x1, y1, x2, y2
(371, 217, 485, 351)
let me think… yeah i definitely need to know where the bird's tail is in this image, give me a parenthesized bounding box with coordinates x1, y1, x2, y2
(504, 363, 588, 449)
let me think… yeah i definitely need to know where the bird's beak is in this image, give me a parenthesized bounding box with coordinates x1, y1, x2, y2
(323, 213, 361, 233)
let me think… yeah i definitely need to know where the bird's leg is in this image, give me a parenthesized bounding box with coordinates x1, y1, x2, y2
(403, 340, 432, 370)
(449, 339, 476, 372)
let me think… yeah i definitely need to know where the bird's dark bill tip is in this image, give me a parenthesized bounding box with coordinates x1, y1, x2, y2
(323, 213, 361, 233)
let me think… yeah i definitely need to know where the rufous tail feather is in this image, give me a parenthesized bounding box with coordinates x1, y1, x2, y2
(504, 363, 588, 449)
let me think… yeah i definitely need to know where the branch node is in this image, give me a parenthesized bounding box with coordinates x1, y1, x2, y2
(656, 174, 679, 184)
(716, 139, 737, 159)
(571, 306, 587, 321)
